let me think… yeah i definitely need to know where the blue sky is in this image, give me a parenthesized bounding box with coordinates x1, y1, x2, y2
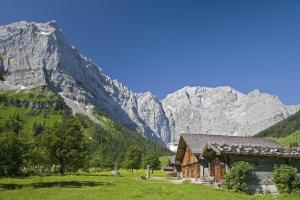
(0, 0, 299, 104)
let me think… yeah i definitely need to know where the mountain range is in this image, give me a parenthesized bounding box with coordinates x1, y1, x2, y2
(0, 21, 299, 148)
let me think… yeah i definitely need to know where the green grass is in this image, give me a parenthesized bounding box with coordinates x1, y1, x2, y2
(0, 88, 61, 103)
(0, 88, 67, 135)
(0, 171, 298, 200)
(0, 105, 62, 133)
(272, 130, 300, 147)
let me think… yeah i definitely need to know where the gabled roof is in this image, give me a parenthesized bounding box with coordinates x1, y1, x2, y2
(204, 143, 300, 159)
(181, 133, 282, 154)
(176, 133, 282, 163)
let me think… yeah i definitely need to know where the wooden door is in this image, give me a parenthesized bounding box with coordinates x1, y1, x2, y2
(215, 160, 226, 183)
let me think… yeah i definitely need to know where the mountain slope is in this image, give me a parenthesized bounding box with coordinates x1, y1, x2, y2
(256, 110, 300, 147)
(0, 21, 299, 147)
(0, 21, 170, 144)
(0, 88, 171, 161)
(257, 110, 300, 138)
(274, 130, 300, 147)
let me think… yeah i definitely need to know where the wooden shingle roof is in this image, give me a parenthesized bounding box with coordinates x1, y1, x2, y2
(176, 133, 282, 163)
(206, 143, 300, 159)
(181, 133, 282, 154)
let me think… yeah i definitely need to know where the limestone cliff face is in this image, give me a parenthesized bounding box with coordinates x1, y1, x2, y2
(0, 21, 299, 147)
(0, 21, 169, 143)
(162, 86, 300, 144)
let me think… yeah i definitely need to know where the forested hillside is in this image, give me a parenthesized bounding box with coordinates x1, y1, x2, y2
(256, 110, 300, 147)
(0, 88, 171, 176)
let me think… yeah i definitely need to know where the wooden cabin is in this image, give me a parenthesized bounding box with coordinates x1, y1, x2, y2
(175, 134, 300, 194)
(163, 156, 181, 177)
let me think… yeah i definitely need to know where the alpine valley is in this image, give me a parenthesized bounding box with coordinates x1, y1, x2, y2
(1, 21, 299, 149)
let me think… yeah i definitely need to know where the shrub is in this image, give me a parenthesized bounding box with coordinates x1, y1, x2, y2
(272, 165, 300, 194)
(223, 161, 253, 192)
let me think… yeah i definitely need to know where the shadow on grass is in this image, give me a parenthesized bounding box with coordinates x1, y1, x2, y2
(0, 181, 113, 190)
(75, 174, 113, 177)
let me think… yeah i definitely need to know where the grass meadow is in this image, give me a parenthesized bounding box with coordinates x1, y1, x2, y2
(0, 170, 299, 200)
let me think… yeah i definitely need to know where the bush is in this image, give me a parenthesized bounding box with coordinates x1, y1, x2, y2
(223, 161, 253, 192)
(293, 176, 300, 195)
(272, 165, 300, 194)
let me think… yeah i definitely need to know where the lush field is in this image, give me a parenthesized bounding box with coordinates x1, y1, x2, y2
(0, 171, 298, 200)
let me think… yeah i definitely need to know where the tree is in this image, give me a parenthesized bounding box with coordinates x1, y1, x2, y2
(40, 118, 88, 175)
(223, 161, 253, 192)
(142, 150, 161, 173)
(88, 150, 114, 170)
(33, 122, 44, 137)
(124, 145, 142, 171)
(4, 113, 24, 135)
(272, 165, 300, 194)
(0, 132, 24, 176)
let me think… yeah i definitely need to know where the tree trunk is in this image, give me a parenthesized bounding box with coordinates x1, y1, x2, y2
(59, 160, 65, 176)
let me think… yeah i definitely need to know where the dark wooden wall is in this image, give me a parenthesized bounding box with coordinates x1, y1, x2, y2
(181, 147, 200, 178)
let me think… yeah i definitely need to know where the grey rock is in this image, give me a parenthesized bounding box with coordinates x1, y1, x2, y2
(162, 86, 300, 145)
(0, 21, 299, 147)
(0, 21, 167, 144)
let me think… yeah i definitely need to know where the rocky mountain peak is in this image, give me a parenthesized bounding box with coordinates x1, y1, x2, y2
(248, 89, 261, 96)
(0, 21, 169, 144)
(0, 21, 299, 148)
(162, 85, 300, 145)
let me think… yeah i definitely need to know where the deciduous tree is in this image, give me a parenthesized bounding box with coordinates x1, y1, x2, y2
(142, 150, 161, 173)
(41, 118, 88, 175)
(0, 132, 24, 176)
(125, 145, 142, 171)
